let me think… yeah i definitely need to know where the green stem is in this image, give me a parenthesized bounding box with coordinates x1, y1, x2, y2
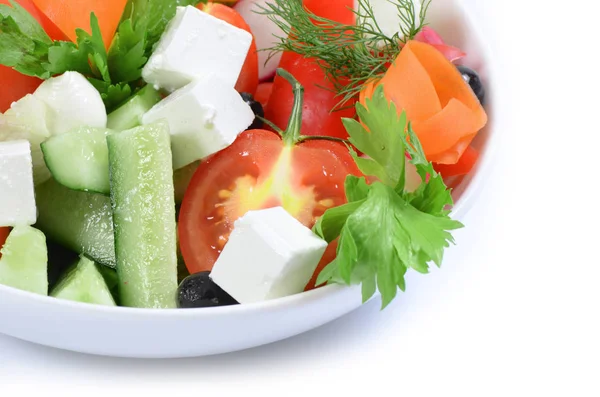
(276, 68, 304, 146)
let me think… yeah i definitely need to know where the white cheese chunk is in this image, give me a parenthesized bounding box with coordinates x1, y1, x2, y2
(141, 75, 255, 170)
(33, 71, 107, 135)
(210, 207, 328, 304)
(0, 140, 37, 227)
(0, 94, 52, 185)
(142, 5, 253, 93)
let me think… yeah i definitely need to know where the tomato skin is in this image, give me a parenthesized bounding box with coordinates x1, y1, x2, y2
(263, 1, 357, 140)
(255, 82, 273, 108)
(0, 0, 67, 112)
(199, 2, 259, 95)
(0, 67, 42, 112)
(178, 129, 361, 275)
(303, 0, 355, 25)
(0, 227, 10, 260)
(264, 52, 356, 140)
(433, 146, 479, 177)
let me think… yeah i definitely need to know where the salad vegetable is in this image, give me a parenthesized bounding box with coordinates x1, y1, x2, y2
(0, 0, 488, 311)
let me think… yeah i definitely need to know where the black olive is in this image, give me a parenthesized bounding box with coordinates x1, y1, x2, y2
(240, 92, 264, 130)
(456, 65, 485, 105)
(177, 271, 238, 308)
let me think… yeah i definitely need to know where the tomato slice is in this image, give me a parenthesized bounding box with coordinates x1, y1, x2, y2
(0, 227, 10, 260)
(178, 129, 361, 275)
(199, 2, 259, 95)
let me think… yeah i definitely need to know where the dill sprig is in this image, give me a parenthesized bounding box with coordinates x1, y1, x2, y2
(258, 0, 431, 110)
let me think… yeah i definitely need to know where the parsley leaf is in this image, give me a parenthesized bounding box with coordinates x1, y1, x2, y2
(314, 84, 464, 309)
(342, 87, 407, 187)
(108, 19, 147, 83)
(0, 1, 52, 78)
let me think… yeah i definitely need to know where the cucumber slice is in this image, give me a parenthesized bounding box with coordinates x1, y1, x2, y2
(108, 121, 178, 308)
(50, 255, 116, 306)
(41, 126, 112, 194)
(107, 85, 162, 131)
(0, 225, 48, 295)
(35, 178, 116, 268)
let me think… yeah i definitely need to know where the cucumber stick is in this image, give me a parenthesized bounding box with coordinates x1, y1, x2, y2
(51, 255, 116, 306)
(107, 85, 162, 131)
(35, 178, 116, 268)
(41, 126, 112, 194)
(108, 121, 178, 308)
(0, 225, 48, 295)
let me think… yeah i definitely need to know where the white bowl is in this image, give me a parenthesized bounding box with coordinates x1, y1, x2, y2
(0, 0, 498, 358)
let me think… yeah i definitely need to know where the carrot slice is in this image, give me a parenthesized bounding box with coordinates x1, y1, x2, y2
(360, 41, 487, 165)
(31, 0, 128, 49)
(0, 227, 10, 260)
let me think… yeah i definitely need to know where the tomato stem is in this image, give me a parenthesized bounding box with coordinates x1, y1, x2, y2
(276, 68, 304, 146)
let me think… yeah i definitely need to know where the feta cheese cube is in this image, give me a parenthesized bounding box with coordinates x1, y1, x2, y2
(0, 141, 37, 227)
(210, 207, 328, 304)
(142, 75, 255, 170)
(142, 5, 253, 93)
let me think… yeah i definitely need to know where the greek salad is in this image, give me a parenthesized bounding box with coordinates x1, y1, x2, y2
(0, 0, 487, 309)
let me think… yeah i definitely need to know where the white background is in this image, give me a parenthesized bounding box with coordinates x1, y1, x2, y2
(2, 0, 599, 395)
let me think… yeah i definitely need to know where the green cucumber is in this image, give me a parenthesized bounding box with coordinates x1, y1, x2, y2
(35, 178, 116, 268)
(0, 225, 48, 295)
(107, 121, 178, 308)
(41, 126, 112, 194)
(50, 255, 116, 306)
(107, 85, 162, 131)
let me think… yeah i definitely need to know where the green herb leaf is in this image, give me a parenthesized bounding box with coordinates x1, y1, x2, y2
(108, 19, 147, 83)
(342, 85, 407, 187)
(318, 181, 462, 308)
(315, 82, 464, 309)
(88, 80, 133, 113)
(0, 1, 52, 78)
(259, 0, 431, 108)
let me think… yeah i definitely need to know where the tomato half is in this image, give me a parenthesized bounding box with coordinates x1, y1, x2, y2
(199, 2, 259, 95)
(178, 129, 361, 275)
(0, 227, 10, 260)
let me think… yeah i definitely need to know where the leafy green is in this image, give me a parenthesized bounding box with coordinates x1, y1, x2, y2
(314, 85, 464, 309)
(0, 0, 205, 110)
(0, 1, 52, 78)
(342, 88, 407, 187)
(121, 0, 205, 57)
